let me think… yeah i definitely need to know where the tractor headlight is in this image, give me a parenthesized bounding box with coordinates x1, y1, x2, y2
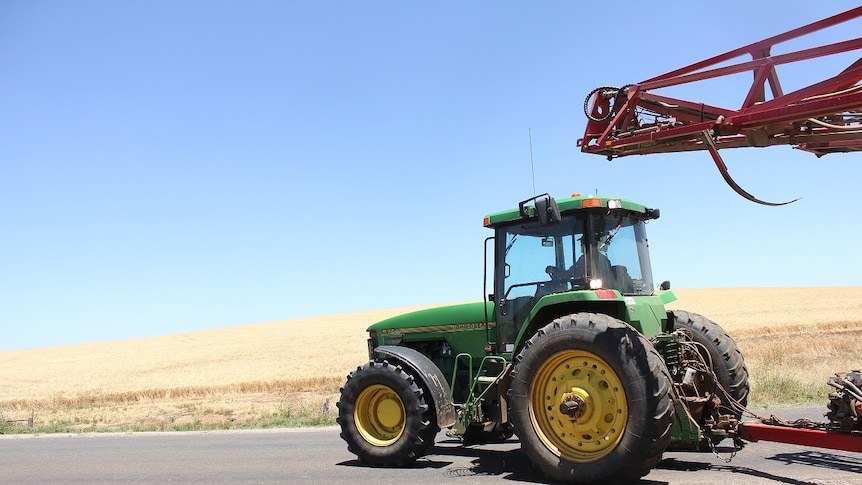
(589, 278, 604, 289)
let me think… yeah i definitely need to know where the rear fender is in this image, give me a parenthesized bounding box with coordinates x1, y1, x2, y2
(375, 345, 457, 429)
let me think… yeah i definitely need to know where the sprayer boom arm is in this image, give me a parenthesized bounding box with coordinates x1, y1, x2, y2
(579, 7, 862, 159)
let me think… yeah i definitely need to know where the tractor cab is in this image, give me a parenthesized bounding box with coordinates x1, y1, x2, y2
(484, 194, 661, 353)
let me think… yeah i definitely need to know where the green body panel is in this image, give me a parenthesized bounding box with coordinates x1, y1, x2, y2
(368, 302, 495, 388)
(368, 301, 493, 349)
(671, 402, 702, 442)
(368, 301, 492, 331)
(631, 290, 676, 338)
(657, 289, 678, 305)
(511, 290, 676, 357)
(369, 290, 676, 359)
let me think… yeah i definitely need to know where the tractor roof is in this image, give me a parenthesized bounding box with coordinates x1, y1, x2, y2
(483, 194, 651, 227)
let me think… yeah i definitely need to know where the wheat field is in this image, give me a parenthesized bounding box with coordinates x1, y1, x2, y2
(0, 288, 860, 432)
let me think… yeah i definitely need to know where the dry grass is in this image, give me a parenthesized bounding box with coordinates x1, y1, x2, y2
(0, 304, 438, 432)
(1, 288, 860, 432)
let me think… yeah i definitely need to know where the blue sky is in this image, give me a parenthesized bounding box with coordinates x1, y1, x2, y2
(2, 1, 861, 351)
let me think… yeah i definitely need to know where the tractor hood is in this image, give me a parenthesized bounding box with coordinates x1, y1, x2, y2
(367, 301, 495, 335)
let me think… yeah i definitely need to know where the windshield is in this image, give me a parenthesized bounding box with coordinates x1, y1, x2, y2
(493, 210, 654, 350)
(592, 212, 654, 294)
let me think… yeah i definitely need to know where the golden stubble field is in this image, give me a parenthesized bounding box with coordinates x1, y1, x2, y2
(1, 287, 860, 432)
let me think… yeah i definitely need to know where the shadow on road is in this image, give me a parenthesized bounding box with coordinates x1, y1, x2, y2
(331, 414, 862, 485)
(657, 445, 858, 485)
(335, 437, 547, 483)
(659, 457, 821, 485)
(768, 450, 862, 474)
(336, 436, 673, 484)
(336, 458, 452, 470)
(657, 442, 862, 484)
(431, 437, 544, 483)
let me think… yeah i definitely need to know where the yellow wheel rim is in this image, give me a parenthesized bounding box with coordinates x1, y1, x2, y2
(354, 384, 406, 446)
(529, 349, 627, 463)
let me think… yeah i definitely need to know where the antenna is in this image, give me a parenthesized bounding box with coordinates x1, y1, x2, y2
(529, 128, 536, 196)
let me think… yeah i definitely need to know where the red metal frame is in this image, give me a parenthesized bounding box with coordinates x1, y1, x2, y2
(580, 6, 862, 157)
(578, 7, 862, 203)
(738, 421, 862, 454)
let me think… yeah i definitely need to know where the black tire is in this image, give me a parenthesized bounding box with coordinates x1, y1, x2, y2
(510, 313, 674, 484)
(336, 360, 436, 466)
(671, 310, 750, 413)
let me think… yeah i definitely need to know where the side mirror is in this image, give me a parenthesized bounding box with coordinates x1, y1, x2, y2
(659, 280, 671, 290)
(535, 196, 561, 226)
(519, 193, 561, 226)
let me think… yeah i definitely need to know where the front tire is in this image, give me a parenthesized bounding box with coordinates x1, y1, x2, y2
(510, 313, 674, 484)
(337, 360, 436, 466)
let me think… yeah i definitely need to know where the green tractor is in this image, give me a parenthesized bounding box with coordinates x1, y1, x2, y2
(337, 193, 749, 484)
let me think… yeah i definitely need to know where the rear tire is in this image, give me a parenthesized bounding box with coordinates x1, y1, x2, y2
(337, 360, 436, 466)
(671, 310, 749, 412)
(671, 310, 749, 447)
(510, 313, 674, 484)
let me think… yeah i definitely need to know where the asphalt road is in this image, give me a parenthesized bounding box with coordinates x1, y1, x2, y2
(1, 408, 860, 484)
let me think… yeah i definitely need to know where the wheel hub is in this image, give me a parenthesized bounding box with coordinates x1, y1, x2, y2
(530, 350, 628, 462)
(559, 392, 588, 420)
(354, 384, 406, 446)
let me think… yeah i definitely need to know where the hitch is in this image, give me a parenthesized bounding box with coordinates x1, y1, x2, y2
(738, 421, 862, 454)
(736, 370, 862, 454)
